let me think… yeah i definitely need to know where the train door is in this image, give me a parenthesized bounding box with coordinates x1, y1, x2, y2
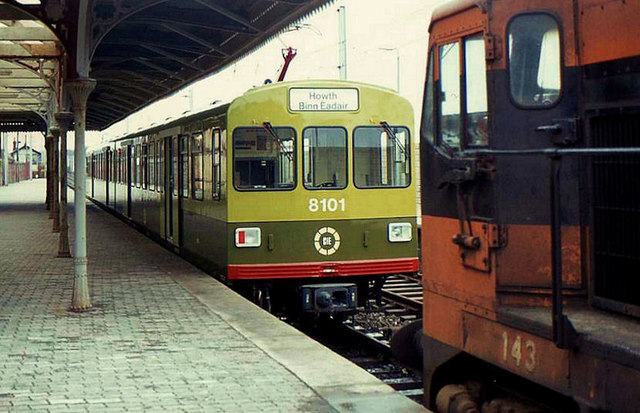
(164, 135, 179, 246)
(486, 2, 582, 289)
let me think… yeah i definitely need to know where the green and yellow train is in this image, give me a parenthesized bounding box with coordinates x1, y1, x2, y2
(88, 79, 419, 313)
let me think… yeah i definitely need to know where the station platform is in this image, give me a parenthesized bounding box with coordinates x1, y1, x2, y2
(0, 179, 427, 412)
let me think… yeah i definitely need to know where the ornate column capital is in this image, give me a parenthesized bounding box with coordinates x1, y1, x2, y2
(65, 78, 97, 113)
(49, 126, 60, 139)
(54, 112, 74, 134)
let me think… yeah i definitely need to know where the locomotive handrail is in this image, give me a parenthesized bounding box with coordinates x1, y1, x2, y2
(456, 146, 640, 349)
(459, 147, 640, 157)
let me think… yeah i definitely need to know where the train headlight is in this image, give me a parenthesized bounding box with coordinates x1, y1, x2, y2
(235, 227, 261, 248)
(388, 223, 412, 243)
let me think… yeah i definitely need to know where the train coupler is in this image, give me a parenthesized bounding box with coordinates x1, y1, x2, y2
(301, 283, 357, 313)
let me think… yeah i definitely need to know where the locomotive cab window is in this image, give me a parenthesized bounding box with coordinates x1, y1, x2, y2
(233, 126, 296, 191)
(353, 125, 410, 188)
(303, 127, 347, 189)
(436, 35, 489, 151)
(439, 41, 462, 150)
(508, 14, 561, 107)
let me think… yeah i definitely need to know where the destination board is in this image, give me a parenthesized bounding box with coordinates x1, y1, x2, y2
(289, 88, 359, 112)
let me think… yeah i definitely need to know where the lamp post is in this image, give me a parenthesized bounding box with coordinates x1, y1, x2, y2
(379, 47, 400, 92)
(15, 135, 21, 183)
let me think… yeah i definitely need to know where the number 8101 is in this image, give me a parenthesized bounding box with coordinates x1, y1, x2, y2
(308, 198, 346, 212)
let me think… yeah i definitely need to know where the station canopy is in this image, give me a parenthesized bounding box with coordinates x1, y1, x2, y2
(0, 3, 60, 131)
(0, 0, 333, 132)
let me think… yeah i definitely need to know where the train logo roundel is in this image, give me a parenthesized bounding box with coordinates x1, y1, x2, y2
(314, 227, 341, 256)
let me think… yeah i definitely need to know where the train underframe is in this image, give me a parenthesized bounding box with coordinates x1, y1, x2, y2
(231, 275, 388, 316)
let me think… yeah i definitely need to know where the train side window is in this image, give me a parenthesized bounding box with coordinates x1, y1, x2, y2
(508, 14, 561, 107)
(302, 127, 347, 190)
(134, 144, 140, 188)
(353, 125, 410, 188)
(149, 141, 155, 191)
(439, 41, 461, 150)
(191, 133, 204, 200)
(232, 126, 296, 191)
(156, 141, 162, 193)
(465, 36, 489, 146)
(142, 143, 148, 190)
(180, 135, 190, 198)
(212, 128, 221, 200)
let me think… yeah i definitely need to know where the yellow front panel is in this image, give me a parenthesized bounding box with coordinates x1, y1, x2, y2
(226, 80, 416, 223)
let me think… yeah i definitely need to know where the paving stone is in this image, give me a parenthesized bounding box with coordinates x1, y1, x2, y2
(0, 180, 339, 412)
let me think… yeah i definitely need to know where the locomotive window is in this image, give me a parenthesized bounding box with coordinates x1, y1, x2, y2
(302, 127, 347, 190)
(508, 14, 561, 107)
(212, 128, 222, 200)
(233, 126, 296, 191)
(353, 125, 410, 188)
(421, 48, 435, 144)
(465, 36, 489, 146)
(191, 133, 204, 200)
(180, 135, 189, 198)
(439, 41, 461, 150)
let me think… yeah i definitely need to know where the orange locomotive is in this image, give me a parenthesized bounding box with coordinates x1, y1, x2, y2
(420, 1, 640, 411)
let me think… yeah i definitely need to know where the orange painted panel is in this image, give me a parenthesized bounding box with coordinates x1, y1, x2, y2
(496, 225, 582, 289)
(430, 5, 484, 44)
(423, 291, 464, 347)
(579, 0, 640, 65)
(422, 215, 497, 301)
(462, 312, 570, 392)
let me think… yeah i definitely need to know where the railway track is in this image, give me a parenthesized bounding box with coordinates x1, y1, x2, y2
(338, 274, 424, 403)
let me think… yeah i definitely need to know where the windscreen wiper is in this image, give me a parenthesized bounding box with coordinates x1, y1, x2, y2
(380, 121, 408, 159)
(262, 122, 293, 161)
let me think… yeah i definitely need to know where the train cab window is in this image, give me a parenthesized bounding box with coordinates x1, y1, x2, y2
(191, 133, 204, 200)
(353, 125, 410, 188)
(465, 36, 489, 146)
(180, 136, 189, 198)
(233, 126, 296, 191)
(439, 41, 461, 150)
(302, 127, 347, 189)
(508, 14, 561, 107)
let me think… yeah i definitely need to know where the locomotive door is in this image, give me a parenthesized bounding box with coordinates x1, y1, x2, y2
(164, 135, 179, 246)
(488, 2, 581, 288)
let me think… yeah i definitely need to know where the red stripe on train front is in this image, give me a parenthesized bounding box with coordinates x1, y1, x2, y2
(227, 258, 419, 280)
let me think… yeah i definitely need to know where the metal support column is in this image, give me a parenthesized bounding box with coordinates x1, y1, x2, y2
(56, 112, 73, 257)
(338, 5, 347, 80)
(2, 132, 7, 186)
(67, 78, 96, 311)
(50, 127, 60, 232)
(45, 130, 52, 209)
